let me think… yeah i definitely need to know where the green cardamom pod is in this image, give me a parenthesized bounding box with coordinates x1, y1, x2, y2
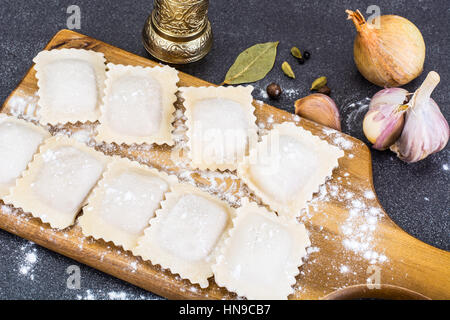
(290, 46, 302, 59)
(311, 76, 327, 90)
(282, 61, 295, 79)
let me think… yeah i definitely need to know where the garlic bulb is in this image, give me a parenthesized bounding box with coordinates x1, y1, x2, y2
(391, 71, 449, 163)
(363, 88, 408, 150)
(294, 93, 341, 131)
(346, 9, 425, 87)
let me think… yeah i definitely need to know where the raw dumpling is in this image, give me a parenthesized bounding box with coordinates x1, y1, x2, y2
(179, 86, 257, 171)
(79, 157, 178, 251)
(96, 64, 179, 145)
(133, 183, 234, 288)
(212, 198, 310, 300)
(4, 136, 109, 229)
(238, 122, 344, 219)
(33, 49, 106, 125)
(0, 115, 50, 197)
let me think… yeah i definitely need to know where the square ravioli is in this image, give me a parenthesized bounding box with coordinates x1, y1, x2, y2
(78, 157, 178, 251)
(238, 122, 344, 218)
(133, 184, 234, 288)
(0, 115, 50, 197)
(212, 199, 310, 300)
(96, 64, 179, 145)
(179, 86, 257, 171)
(4, 136, 109, 229)
(33, 49, 106, 125)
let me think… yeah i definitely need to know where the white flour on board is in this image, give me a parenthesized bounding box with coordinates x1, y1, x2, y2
(7, 91, 40, 122)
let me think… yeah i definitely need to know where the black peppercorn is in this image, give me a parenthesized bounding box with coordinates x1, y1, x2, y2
(298, 57, 305, 65)
(303, 51, 311, 60)
(266, 83, 282, 99)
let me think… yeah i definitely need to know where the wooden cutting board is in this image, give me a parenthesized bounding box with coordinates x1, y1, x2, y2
(0, 30, 449, 300)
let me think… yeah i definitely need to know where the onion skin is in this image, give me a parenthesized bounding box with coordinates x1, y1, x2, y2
(363, 88, 408, 150)
(294, 93, 341, 131)
(391, 72, 449, 163)
(347, 10, 425, 87)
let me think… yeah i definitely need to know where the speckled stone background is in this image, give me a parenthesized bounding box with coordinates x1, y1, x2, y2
(0, 0, 448, 300)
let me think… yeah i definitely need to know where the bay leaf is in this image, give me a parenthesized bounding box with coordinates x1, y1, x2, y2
(223, 41, 279, 85)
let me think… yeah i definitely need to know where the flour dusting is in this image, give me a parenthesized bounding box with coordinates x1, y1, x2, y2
(7, 91, 40, 121)
(341, 97, 371, 136)
(254, 87, 268, 100)
(299, 166, 390, 288)
(73, 288, 158, 300)
(17, 241, 38, 281)
(283, 88, 301, 100)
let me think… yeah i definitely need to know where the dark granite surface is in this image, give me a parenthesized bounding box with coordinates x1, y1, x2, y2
(0, 0, 448, 300)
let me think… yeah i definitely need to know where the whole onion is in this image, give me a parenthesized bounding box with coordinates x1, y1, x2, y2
(346, 9, 425, 87)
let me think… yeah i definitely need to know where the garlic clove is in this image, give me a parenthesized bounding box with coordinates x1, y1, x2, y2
(294, 93, 341, 131)
(370, 88, 409, 107)
(363, 105, 406, 150)
(346, 9, 425, 87)
(363, 88, 408, 150)
(391, 71, 449, 163)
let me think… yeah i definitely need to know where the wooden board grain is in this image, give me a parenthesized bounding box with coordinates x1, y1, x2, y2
(0, 30, 449, 300)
